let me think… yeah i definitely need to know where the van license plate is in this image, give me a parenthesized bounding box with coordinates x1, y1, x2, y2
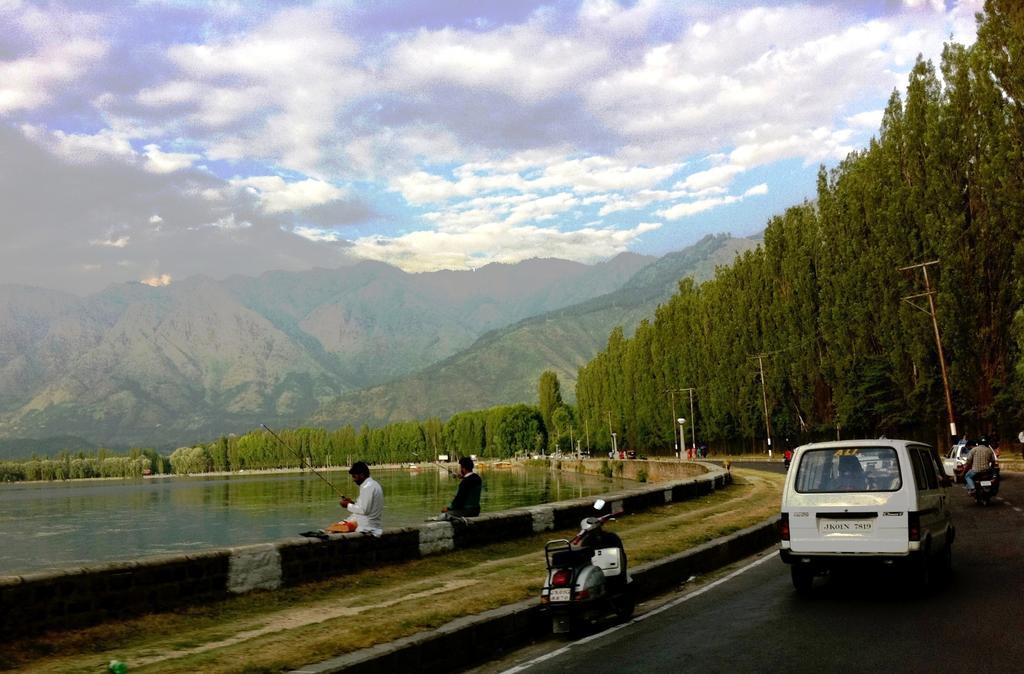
(550, 588, 571, 602)
(820, 520, 873, 533)
(980, 481, 992, 487)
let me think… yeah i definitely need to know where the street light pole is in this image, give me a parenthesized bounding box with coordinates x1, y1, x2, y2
(677, 418, 686, 460)
(679, 387, 696, 453)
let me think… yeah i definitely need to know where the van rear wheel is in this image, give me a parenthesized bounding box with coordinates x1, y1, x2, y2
(910, 547, 932, 595)
(791, 565, 814, 595)
(938, 542, 952, 580)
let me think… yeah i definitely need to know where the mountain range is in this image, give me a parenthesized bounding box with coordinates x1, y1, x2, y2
(0, 235, 756, 451)
(314, 234, 757, 427)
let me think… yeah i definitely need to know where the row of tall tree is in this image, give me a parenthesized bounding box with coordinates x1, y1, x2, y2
(1, 404, 551, 481)
(0, 448, 166, 482)
(576, 1, 1024, 453)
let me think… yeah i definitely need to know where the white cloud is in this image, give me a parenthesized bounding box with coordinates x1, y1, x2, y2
(391, 153, 679, 213)
(729, 127, 855, 168)
(349, 220, 662, 272)
(292, 225, 343, 243)
(141, 273, 172, 287)
(390, 170, 532, 206)
(597, 190, 679, 216)
(89, 235, 130, 248)
(656, 182, 767, 220)
(903, 0, 945, 11)
(657, 195, 740, 220)
(20, 125, 135, 163)
(581, 4, 944, 165)
(143, 144, 201, 173)
(845, 109, 885, 130)
(675, 164, 745, 193)
(539, 157, 681, 194)
(203, 214, 251, 231)
(388, 22, 607, 103)
(140, 7, 367, 174)
(230, 176, 347, 214)
(0, 39, 107, 114)
(504, 192, 579, 225)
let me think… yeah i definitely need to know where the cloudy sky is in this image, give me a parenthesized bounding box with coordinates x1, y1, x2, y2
(0, 0, 982, 294)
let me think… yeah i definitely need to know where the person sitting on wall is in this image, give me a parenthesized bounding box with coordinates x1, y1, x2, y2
(440, 456, 482, 519)
(325, 461, 384, 536)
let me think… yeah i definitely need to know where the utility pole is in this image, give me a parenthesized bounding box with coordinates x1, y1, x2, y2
(900, 260, 957, 438)
(605, 410, 614, 455)
(664, 388, 682, 458)
(751, 354, 773, 455)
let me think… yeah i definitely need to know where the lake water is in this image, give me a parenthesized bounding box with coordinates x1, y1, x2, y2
(0, 465, 633, 575)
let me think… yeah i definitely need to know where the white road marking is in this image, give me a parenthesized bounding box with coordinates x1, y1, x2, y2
(498, 553, 776, 673)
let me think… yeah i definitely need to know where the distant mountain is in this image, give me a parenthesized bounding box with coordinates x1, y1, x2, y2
(315, 235, 758, 427)
(0, 436, 98, 461)
(0, 254, 652, 447)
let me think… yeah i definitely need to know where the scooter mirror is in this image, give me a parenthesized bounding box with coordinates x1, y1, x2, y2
(593, 498, 606, 511)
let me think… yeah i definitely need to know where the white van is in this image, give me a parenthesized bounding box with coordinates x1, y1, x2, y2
(779, 439, 954, 593)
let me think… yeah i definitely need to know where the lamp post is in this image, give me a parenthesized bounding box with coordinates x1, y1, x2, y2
(611, 432, 618, 457)
(677, 418, 686, 460)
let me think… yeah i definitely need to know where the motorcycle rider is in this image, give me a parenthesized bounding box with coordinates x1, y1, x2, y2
(963, 438, 997, 496)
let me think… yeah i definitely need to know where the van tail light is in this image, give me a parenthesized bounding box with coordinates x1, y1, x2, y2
(780, 513, 790, 541)
(908, 512, 921, 542)
(551, 569, 572, 587)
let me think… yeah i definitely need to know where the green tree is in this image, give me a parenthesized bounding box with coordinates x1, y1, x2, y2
(537, 370, 563, 440)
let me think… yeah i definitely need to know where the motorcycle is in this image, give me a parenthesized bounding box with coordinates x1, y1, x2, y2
(540, 498, 634, 635)
(969, 466, 1000, 505)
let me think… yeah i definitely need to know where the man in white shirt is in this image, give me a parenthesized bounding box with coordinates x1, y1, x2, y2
(330, 461, 384, 537)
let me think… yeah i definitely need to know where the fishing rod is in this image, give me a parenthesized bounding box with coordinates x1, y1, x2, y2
(435, 459, 459, 478)
(428, 434, 460, 478)
(260, 423, 345, 498)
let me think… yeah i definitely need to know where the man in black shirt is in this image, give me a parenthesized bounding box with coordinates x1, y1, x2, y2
(443, 456, 482, 518)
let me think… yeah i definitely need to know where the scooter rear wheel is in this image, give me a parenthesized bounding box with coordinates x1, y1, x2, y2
(614, 593, 635, 621)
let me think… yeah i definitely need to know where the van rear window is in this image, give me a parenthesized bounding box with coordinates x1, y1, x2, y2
(794, 447, 902, 493)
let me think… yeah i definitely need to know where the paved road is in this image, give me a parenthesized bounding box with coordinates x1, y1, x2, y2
(490, 472, 1024, 673)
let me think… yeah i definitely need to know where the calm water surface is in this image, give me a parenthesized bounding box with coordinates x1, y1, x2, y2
(0, 466, 633, 575)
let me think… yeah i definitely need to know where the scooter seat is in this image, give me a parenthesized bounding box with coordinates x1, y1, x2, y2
(551, 548, 591, 567)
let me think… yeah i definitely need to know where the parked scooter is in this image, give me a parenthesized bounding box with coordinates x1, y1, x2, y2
(540, 499, 634, 635)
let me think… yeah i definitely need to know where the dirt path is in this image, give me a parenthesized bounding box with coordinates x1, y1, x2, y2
(131, 578, 479, 667)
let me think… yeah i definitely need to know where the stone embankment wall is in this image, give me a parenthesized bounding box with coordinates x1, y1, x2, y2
(0, 460, 729, 640)
(566, 458, 706, 482)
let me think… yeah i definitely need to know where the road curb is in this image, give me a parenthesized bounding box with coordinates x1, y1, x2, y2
(291, 515, 781, 674)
